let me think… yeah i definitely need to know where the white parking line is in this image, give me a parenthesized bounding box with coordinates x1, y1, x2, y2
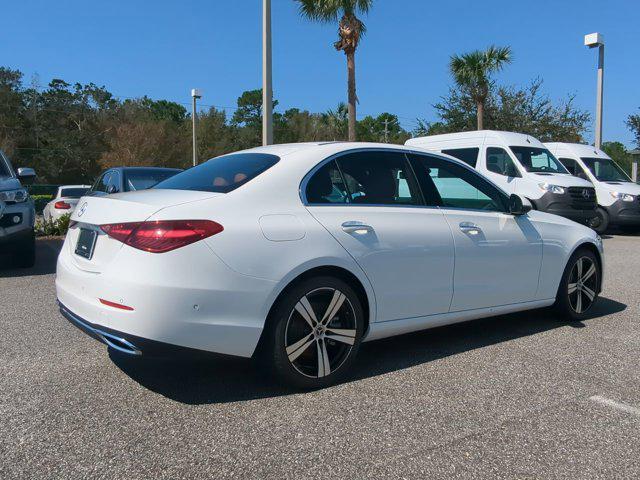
(589, 395, 640, 417)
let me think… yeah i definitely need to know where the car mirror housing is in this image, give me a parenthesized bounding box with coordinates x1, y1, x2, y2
(509, 194, 532, 215)
(17, 167, 36, 185)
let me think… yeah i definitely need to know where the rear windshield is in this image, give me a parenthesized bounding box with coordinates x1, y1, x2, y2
(510, 146, 569, 174)
(61, 187, 89, 198)
(154, 153, 279, 193)
(125, 169, 181, 191)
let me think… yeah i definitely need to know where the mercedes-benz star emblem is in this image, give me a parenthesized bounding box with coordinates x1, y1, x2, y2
(582, 189, 589, 199)
(77, 202, 88, 217)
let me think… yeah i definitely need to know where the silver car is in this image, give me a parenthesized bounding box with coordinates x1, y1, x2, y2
(0, 150, 36, 268)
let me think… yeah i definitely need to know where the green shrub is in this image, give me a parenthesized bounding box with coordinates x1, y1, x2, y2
(31, 194, 54, 214)
(35, 213, 71, 237)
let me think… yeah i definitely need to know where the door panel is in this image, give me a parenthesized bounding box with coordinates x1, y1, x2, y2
(308, 206, 454, 320)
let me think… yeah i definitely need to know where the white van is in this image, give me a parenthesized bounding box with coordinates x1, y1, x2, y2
(406, 131, 597, 226)
(545, 142, 640, 233)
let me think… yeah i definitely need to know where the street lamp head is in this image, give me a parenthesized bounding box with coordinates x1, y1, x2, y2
(584, 32, 604, 48)
(191, 88, 203, 99)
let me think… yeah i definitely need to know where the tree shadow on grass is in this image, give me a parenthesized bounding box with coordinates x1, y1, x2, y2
(111, 296, 626, 405)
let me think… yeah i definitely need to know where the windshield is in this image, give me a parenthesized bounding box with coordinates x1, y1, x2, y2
(581, 157, 631, 182)
(124, 169, 182, 191)
(60, 187, 90, 198)
(0, 151, 14, 178)
(510, 146, 569, 174)
(154, 153, 279, 193)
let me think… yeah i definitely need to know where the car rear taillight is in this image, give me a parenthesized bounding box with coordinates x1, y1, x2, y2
(100, 220, 223, 253)
(54, 201, 71, 209)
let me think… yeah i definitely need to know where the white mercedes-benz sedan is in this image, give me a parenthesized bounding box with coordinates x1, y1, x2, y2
(56, 142, 603, 388)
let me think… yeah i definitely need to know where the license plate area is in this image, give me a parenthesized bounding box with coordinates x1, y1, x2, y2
(75, 228, 98, 260)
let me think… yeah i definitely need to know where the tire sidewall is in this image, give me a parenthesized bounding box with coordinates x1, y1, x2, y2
(266, 276, 364, 389)
(555, 248, 600, 321)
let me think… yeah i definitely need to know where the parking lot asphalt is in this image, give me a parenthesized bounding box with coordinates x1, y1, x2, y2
(1, 234, 639, 479)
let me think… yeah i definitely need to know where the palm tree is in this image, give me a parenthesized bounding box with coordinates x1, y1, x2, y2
(449, 45, 513, 130)
(295, 0, 373, 141)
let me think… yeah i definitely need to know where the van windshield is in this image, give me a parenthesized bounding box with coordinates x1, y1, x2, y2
(510, 146, 569, 174)
(581, 157, 631, 182)
(0, 151, 14, 178)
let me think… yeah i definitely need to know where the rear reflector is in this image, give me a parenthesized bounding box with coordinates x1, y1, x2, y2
(54, 201, 71, 209)
(99, 298, 134, 311)
(100, 220, 223, 253)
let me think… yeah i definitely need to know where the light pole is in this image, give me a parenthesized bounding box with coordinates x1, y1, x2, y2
(191, 88, 202, 166)
(262, 0, 273, 146)
(585, 32, 605, 150)
(630, 149, 640, 183)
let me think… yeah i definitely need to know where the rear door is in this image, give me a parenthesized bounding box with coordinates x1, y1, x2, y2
(409, 153, 542, 311)
(304, 150, 454, 322)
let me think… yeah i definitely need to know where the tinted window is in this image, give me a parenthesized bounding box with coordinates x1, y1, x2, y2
(92, 172, 111, 193)
(410, 154, 507, 212)
(486, 148, 520, 177)
(306, 161, 350, 204)
(581, 157, 631, 182)
(155, 153, 279, 193)
(60, 187, 89, 198)
(336, 151, 421, 205)
(0, 151, 13, 178)
(510, 146, 568, 174)
(106, 171, 121, 193)
(442, 148, 479, 167)
(124, 169, 181, 191)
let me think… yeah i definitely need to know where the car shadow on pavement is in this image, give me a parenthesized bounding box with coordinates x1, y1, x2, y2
(0, 238, 62, 277)
(111, 296, 625, 405)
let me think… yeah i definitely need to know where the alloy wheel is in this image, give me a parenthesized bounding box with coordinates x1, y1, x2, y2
(284, 287, 357, 378)
(567, 256, 598, 314)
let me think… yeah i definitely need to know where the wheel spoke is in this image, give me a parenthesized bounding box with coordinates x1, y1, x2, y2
(325, 334, 355, 346)
(582, 263, 596, 283)
(326, 327, 356, 338)
(582, 285, 596, 301)
(320, 291, 346, 326)
(295, 296, 318, 328)
(577, 258, 583, 278)
(317, 340, 331, 377)
(568, 283, 578, 294)
(575, 291, 583, 313)
(286, 333, 315, 362)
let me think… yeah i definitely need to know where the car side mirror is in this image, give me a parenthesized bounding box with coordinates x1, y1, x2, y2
(509, 194, 532, 215)
(17, 167, 36, 185)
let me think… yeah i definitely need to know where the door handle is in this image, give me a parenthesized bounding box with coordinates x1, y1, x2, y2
(341, 221, 373, 234)
(459, 222, 482, 235)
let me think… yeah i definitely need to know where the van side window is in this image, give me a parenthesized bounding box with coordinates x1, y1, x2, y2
(558, 157, 586, 177)
(486, 148, 519, 177)
(442, 148, 479, 168)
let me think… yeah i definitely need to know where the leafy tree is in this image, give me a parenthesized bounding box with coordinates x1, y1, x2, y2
(0, 67, 30, 159)
(449, 45, 512, 130)
(232, 89, 278, 148)
(357, 112, 409, 143)
(627, 109, 640, 147)
(419, 79, 590, 143)
(295, 0, 373, 141)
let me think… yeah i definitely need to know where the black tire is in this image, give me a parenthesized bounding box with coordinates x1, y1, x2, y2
(590, 207, 609, 234)
(261, 276, 364, 389)
(554, 248, 600, 321)
(15, 231, 36, 268)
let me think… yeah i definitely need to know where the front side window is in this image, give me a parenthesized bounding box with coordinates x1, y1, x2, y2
(305, 161, 349, 204)
(486, 148, 520, 177)
(335, 151, 422, 205)
(125, 169, 181, 191)
(442, 148, 480, 167)
(581, 157, 631, 182)
(410, 154, 507, 212)
(155, 153, 279, 193)
(510, 146, 568, 174)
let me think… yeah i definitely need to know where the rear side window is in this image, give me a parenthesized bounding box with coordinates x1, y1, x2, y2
(306, 161, 350, 204)
(337, 151, 422, 205)
(125, 169, 181, 191)
(155, 153, 279, 193)
(442, 148, 479, 167)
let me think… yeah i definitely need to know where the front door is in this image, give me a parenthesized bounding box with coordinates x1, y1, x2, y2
(304, 150, 455, 322)
(409, 153, 543, 311)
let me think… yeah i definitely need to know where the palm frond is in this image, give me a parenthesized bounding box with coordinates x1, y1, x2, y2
(294, 0, 373, 22)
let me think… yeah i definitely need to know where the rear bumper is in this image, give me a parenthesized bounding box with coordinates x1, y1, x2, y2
(605, 199, 640, 226)
(56, 236, 278, 358)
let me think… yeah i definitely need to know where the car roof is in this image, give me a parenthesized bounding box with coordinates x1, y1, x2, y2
(59, 184, 91, 189)
(406, 130, 546, 149)
(114, 166, 183, 172)
(544, 142, 611, 159)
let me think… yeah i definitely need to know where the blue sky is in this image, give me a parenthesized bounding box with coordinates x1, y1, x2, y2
(2, 0, 638, 146)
